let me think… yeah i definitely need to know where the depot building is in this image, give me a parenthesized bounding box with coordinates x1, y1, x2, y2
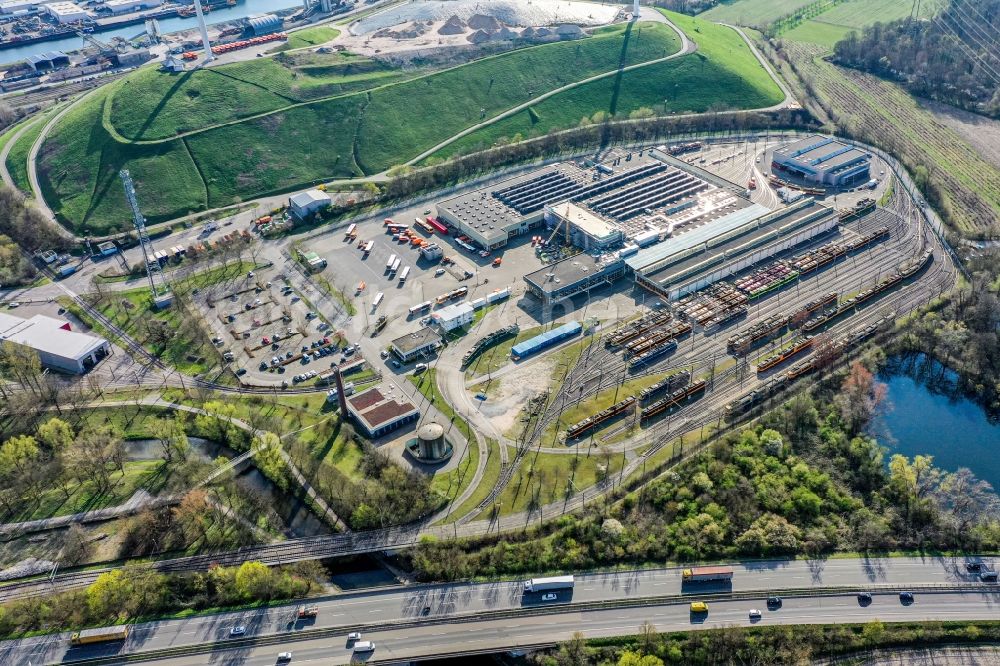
(0, 312, 110, 374)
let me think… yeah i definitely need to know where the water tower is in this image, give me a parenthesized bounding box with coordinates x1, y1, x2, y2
(407, 422, 453, 463)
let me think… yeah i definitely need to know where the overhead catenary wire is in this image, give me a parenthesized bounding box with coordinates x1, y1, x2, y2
(930, 14, 1000, 86)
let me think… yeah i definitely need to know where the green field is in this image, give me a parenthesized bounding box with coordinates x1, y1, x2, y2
(38, 16, 784, 233)
(106, 51, 401, 142)
(432, 12, 784, 159)
(700, 0, 816, 27)
(476, 448, 624, 518)
(784, 0, 944, 46)
(279, 25, 340, 51)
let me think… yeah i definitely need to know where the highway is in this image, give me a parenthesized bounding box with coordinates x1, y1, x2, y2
(128, 592, 1000, 666)
(2, 556, 996, 665)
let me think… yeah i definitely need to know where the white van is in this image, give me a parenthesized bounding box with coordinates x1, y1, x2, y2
(353, 640, 375, 653)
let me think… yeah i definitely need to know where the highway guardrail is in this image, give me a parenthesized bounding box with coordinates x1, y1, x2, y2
(53, 582, 1000, 665)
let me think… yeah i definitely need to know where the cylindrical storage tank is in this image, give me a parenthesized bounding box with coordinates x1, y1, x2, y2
(417, 422, 446, 460)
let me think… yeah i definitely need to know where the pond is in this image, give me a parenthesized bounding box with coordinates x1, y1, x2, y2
(126, 437, 330, 538)
(872, 354, 1000, 489)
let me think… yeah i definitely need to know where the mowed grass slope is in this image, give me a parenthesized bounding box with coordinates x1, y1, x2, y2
(353, 21, 681, 172)
(39, 17, 782, 233)
(38, 86, 207, 233)
(436, 12, 783, 159)
(107, 51, 402, 141)
(185, 94, 367, 206)
(5, 111, 51, 195)
(700, 0, 815, 27)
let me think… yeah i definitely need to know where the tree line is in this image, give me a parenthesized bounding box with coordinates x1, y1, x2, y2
(535, 620, 1000, 666)
(315, 109, 815, 230)
(891, 251, 1000, 418)
(0, 409, 278, 565)
(832, 1, 1000, 118)
(0, 559, 324, 639)
(0, 185, 71, 254)
(408, 359, 999, 581)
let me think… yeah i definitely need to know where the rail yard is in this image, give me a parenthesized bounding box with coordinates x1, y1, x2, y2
(498, 156, 950, 466)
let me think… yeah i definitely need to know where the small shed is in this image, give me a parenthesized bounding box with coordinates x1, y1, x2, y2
(288, 189, 331, 219)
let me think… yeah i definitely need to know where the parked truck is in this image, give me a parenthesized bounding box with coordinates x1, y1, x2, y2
(523, 575, 575, 593)
(682, 566, 734, 583)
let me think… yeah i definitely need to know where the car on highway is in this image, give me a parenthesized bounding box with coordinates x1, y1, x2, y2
(541, 593, 558, 601)
(966, 562, 985, 572)
(353, 640, 375, 653)
(689, 601, 708, 613)
(857, 592, 872, 605)
(899, 591, 914, 604)
(766, 596, 782, 609)
(277, 652, 292, 662)
(347, 631, 362, 642)
(748, 609, 761, 619)
(229, 625, 246, 636)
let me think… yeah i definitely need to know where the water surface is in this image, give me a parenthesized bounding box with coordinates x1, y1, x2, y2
(872, 354, 1000, 489)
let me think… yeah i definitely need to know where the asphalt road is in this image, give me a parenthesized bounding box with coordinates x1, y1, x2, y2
(143, 591, 1000, 666)
(2, 556, 995, 665)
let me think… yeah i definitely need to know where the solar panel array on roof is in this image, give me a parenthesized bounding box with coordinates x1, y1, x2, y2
(590, 171, 709, 220)
(494, 171, 581, 215)
(493, 162, 670, 216)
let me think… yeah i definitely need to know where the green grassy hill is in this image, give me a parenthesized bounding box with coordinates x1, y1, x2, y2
(432, 12, 784, 160)
(37, 17, 773, 234)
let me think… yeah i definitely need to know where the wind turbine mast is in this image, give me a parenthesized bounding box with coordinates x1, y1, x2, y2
(120, 169, 173, 310)
(193, 0, 214, 62)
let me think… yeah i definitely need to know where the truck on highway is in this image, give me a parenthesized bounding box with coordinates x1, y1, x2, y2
(523, 575, 574, 593)
(682, 566, 734, 583)
(297, 605, 320, 619)
(70, 625, 131, 645)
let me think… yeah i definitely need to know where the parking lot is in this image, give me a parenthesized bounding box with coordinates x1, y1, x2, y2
(187, 265, 362, 387)
(307, 204, 558, 354)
